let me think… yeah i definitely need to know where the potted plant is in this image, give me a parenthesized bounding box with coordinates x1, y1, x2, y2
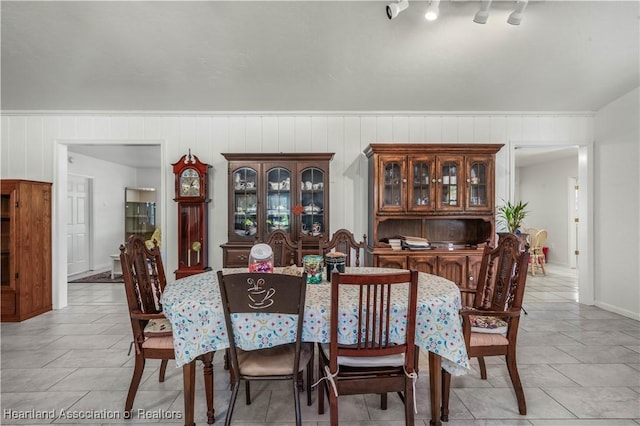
(497, 199, 529, 234)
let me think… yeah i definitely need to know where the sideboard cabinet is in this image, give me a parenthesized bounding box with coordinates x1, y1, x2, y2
(1, 180, 52, 321)
(364, 143, 503, 296)
(221, 153, 334, 267)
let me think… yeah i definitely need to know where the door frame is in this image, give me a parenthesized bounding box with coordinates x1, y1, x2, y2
(508, 140, 594, 305)
(53, 139, 166, 310)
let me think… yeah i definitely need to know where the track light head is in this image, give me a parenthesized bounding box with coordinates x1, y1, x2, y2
(424, 0, 440, 21)
(473, 0, 492, 24)
(386, 0, 409, 20)
(507, 0, 528, 25)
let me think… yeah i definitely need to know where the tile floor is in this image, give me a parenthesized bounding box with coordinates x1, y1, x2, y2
(1, 264, 639, 426)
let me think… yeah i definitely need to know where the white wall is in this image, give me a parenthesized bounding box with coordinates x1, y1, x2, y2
(594, 87, 640, 319)
(517, 155, 578, 266)
(0, 112, 604, 311)
(68, 152, 138, 270)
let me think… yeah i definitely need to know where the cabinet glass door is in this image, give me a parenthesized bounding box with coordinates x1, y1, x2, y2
(408, 158, 434, 212)
(300, 167, 325, 237)
(266, 167, 291, 235)
(232, 167, 258, 238)
(1, 193, 11, 287)
(466, 156, 493, 211)
(436, 157, 463, 211)
(379, 157, 405, 212)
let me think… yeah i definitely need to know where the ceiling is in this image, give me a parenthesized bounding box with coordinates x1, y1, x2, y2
(2, 1, 638, 112)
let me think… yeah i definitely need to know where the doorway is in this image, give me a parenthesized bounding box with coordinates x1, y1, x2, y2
(512, 142, 593, 305)
(53, 140, 165, 310)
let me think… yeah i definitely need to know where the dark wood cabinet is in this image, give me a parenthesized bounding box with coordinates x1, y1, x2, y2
(1, 180, 52, 321)
(365, 143, 503, 297)
(221, 153, 334, 267)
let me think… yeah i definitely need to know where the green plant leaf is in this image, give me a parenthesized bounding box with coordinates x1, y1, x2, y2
(497, 199, 529, 234)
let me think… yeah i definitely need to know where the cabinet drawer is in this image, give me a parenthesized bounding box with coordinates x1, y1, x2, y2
(376, 255, 407, 269)
(224, 248, 251, 268)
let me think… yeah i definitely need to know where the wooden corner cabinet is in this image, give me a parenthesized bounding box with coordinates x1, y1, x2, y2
(221, 153, 334, 267)
(364, 143, 503, 304)
(1, 180, 52, 321)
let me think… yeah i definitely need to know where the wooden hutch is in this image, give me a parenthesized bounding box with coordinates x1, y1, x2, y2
(221, 153, 334, 267)
(364, 143, 503, 304)
(1, 180, 52, 321)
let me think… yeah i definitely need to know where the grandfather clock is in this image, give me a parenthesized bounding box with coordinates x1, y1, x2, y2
(172, 150, 212, 279)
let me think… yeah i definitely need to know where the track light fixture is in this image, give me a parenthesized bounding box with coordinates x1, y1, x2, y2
(473, 0, 492, 24)
(507, 0, 528, 25)
(386, 0, 409, 20)
(424, 0, 440, 21)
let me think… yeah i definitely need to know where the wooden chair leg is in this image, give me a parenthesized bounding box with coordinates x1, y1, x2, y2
(125, 354, 145, 417)
(225, 378, 240, 426)
(245, 380, 252, 405)
(329, 383, 339, 426)
(540, 256, 547, 275)
(201, 353, 215, 424)
(530, 258, 536, 276)
(506, 353, 527, 415)
(306, 348, 314, 406)
(293, 378, 302, 426)
(478, 356, 487, 380)
(441, 369, 451, 422)
(159, 359, 168, 382)
(318, 356, 326, 414)
(405, 379, 415, 426)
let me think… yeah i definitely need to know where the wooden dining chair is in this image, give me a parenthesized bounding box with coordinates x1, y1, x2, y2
(319, 229, 367, 267)
(317, 270, 419, 426)
(529, 229, 547, 276)
(263, 229, 303, 266)
(441, 233, 530, 421)
(216, 271, 314, 426)
(119, 235, 214, 423)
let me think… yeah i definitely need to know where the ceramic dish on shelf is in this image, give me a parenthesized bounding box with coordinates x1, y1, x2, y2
(303, 203, 322, 214)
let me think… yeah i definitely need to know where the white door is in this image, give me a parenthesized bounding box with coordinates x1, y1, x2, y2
(67, 175, 91, 275)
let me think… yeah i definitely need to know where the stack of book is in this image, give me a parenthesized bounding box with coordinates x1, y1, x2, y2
(400, 236, 431, 250)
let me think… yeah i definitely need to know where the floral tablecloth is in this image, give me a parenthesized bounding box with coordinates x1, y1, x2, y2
(160, 267, 470, 375)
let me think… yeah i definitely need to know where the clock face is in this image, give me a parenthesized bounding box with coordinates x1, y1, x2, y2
(180, 169, 201, 196)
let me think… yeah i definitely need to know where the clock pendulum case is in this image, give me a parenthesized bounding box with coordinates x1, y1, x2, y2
(172, 150, 212, 279)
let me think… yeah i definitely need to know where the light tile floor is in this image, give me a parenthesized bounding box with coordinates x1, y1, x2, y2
(2, 264, 639, 425)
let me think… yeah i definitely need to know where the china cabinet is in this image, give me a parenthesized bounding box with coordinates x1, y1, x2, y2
(221, 153, 334, 267)
(1, 180, 52, 321)
(124, 188, 156, 242)
(364, 143, 503, 296)
(172, 152, 212, 279)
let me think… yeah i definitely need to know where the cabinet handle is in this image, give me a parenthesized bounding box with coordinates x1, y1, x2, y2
(468, 276, 474, 281)
(466, 179, 471, 183)
(432, 178, 437, 183)
(402, 178, 407, 183)
(239, 255, 247, 261)
(437, 178, 442, 183)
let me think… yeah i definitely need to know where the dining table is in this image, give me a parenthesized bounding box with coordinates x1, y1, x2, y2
(161, 267, 470, 426)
